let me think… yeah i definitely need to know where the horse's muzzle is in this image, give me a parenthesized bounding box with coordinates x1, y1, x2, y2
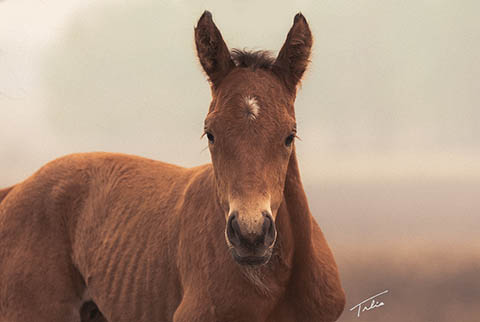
(226, 211, 276, 265)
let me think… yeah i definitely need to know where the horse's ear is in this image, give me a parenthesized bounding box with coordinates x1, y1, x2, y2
(273, 13, 313, 93)
(195, 11, 235, 89)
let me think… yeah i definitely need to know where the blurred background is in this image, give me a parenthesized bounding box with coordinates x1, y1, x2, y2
(1, 0, 479, 321)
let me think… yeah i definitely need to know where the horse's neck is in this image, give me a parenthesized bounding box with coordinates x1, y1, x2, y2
(280, 149, 346, 321)
(283, 150, 313, 254)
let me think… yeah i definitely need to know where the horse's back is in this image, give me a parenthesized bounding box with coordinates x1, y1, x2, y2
(0, 151, 193, 238)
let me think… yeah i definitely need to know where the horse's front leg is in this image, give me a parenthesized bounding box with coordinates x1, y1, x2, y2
(173, 290, 265, 322)
(172, 291, 215, 322)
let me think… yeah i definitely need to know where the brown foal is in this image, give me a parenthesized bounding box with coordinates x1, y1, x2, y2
(0, 11, 345, 322)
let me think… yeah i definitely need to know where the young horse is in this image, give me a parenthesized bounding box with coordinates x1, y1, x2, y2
(0, 11, 345, 322)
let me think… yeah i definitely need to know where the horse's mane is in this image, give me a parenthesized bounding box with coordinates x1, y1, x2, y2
(231, 49, 276, 70)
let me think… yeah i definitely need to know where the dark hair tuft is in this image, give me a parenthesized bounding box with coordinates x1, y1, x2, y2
(230, 49, 276, 70)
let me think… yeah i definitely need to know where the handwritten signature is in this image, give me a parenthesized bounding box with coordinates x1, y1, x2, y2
(350, 290, 389, 318)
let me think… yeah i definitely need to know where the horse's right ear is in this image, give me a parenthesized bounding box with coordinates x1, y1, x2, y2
(195, 11, 235, 89)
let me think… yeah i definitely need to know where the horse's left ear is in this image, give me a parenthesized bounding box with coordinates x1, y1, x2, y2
(195, 11, 235, 89)
(273, 13, 313, 93)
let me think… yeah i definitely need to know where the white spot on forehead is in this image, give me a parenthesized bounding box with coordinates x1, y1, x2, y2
(244, 96, 260, 120)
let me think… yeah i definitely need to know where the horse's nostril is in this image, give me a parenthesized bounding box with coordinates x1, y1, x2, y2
(262, 213, 271, 234)
(227, 212, 241, 247)
(262, 212, 276, 247)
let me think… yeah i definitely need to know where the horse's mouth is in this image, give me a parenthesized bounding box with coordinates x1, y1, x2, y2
(231, 249, 272, 266)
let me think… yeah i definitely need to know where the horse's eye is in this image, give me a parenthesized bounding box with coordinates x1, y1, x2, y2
(285, 134, 295, 147)
(206, 132, 215, 143)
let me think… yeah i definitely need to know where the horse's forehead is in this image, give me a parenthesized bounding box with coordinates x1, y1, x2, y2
(212, 93, 287, 127)
(207, 69, 294, 129)
(219, 69, 285, 99)
(215, 80, 287, 116)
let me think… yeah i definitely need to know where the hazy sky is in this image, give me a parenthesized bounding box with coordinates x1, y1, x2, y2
(1, 0, 479, 186)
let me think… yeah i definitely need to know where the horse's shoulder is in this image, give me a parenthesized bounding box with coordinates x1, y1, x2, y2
(306, 216, 346, 321)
